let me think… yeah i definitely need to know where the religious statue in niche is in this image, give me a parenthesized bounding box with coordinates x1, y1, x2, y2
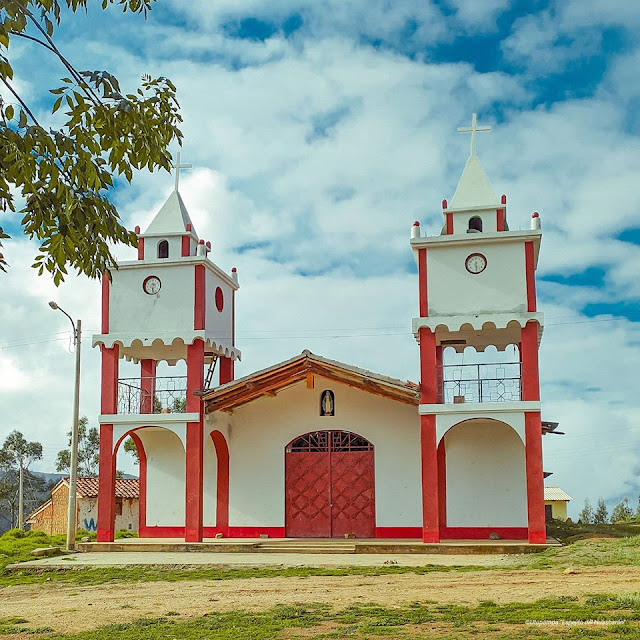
(320, 390, 335, 416)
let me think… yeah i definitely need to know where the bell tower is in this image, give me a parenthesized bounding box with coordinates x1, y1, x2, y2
(411, 115, 546, 544)
(93, 155, 240, 542)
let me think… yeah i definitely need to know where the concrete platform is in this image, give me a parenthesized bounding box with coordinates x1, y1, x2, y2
(77, 537, 559, 555)
(9, 550, 531, 570)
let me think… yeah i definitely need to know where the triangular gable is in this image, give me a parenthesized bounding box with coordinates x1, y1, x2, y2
(203, 350, 420, 413)
(449, 155, 498, 210)
(144, 190, 197, 237)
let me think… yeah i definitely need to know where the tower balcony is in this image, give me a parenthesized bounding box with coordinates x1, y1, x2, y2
(117, 376, 187, 415)
(437, 362, 521, 404)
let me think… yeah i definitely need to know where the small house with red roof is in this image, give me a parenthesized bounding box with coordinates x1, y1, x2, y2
(26, 477, 139, 535)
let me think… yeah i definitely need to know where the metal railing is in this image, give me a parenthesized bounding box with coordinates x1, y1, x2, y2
(438, 363, 521, 403)
(117, 376, 187, 414)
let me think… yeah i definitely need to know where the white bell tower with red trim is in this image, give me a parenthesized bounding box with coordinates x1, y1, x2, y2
(93, 156, 240, 543)
(411, 114, 546, 544)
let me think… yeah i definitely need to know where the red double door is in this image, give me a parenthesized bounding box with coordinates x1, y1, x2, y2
(285, 431, 376, 538)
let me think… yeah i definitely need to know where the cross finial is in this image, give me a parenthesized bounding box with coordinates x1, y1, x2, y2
(457, 113, 491, 157)
(171, 151, 192, 191)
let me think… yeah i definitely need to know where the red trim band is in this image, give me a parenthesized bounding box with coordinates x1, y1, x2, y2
(137, 237, 144, 261)
(445, 212, 453, 235)
(228, 527, 286, 538)
(525, 241, 537, 312)
(497, 208, 505, 232)
(440, 527, 528, 540)
(140, 526, 185, 537)
(375, 527, 422, 538)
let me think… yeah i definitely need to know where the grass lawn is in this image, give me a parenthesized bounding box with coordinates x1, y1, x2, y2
(1, 524, 639, 588)
(2, 595, 639, 639)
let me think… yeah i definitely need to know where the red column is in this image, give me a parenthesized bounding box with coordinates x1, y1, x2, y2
(520, 322, 540, 401)
(97, 345, 119, 542)
(419, 327, 439, 542)
(420, 414, 439, 542)
(219, 357, 234, 385)
(418, 249, 428, 317)
(97, 423, 116, 542)
(140, 359, 156, 414)
(525, 412, 546, 543)
(185, 340, 204, 542)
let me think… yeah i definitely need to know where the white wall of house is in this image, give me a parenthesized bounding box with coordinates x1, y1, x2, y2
(444, 419, 527, 527)
(78, 497, 139, 533)
(207, 380, 422, 530)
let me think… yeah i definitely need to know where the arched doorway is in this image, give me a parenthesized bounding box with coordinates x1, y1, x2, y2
(285, 430, 375, 538)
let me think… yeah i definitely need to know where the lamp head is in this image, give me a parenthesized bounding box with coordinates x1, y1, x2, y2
(48, 301, 59, 310)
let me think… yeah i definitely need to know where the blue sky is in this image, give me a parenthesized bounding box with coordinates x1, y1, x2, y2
(1, 0, 639, 517)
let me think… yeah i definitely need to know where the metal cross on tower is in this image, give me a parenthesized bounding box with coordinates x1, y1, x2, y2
(457, 113, 491, 157)
(171, 152, 192, 191)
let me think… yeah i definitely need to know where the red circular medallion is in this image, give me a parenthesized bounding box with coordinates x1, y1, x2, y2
(215, 287, 224, 312)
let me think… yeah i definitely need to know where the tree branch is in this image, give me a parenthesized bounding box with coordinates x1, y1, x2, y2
(9, 31, 57, 54)
(0, 76, 40, 127)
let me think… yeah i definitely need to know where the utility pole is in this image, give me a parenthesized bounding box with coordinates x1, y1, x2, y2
(49, 302, 81, 552)
(18, 459, 23, 529)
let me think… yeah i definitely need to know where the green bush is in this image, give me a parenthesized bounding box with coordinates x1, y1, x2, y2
(115, 529, 138, 539)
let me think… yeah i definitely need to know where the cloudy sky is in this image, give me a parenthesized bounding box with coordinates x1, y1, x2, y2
(1, 0, 639, 518)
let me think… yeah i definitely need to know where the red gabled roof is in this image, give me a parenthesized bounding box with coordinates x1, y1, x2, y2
(203, 350, 420, 413)
(75, 477, 139, 499)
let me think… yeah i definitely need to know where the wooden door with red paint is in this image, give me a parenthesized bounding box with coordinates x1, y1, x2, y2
(285, 431, 375, 538)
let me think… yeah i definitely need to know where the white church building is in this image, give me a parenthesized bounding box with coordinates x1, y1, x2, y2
(94, 116, 548, 544)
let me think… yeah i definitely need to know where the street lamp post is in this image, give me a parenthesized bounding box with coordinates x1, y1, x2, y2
(49, 302, 81, 552)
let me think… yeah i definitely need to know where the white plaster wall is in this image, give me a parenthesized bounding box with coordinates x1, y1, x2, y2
(78, 498, 139, 532)
(452, 210, 499, 235)
(204, 270, 234, 347)
(223, 381, 421, 528)
(436, 411, 525, 446)
(444, 420, 527, 527)
(110, 264, 195, 336)
(427, 242, 527, 316)
(136, 427, 185, 526)
(145, 236, 183, 263)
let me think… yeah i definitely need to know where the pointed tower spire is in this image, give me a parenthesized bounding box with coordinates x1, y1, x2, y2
(449, 113, 498, 210)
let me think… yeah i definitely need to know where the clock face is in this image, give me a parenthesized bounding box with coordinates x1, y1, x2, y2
(143, 275, 162, 295)
(465, 253, 487, 274)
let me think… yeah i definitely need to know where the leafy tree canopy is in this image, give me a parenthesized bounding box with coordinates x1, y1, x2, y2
(55, 415, 99, 477)
(593, 497, 608, 525)
(578, 498, 594, 525)
(0, 429, 43, 471)
(0, 0, 182, 282)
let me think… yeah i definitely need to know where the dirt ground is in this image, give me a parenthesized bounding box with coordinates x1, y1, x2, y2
(2, 566, 640, 634)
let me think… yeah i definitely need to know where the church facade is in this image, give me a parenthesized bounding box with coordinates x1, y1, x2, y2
(94, 116, 547, 544)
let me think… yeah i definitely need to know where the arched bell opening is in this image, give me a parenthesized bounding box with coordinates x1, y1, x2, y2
(468, 216, 483, 232)
(284, 430, 375, 538)
(157, 239, 169, 259)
